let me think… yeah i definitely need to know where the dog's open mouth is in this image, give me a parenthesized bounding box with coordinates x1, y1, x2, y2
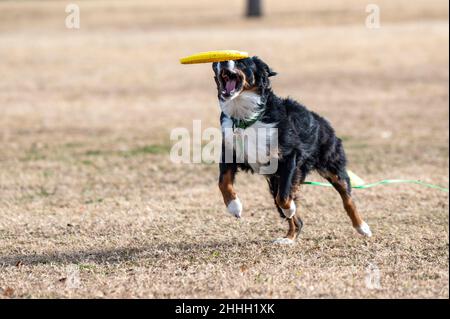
(220, 69, 243, 99)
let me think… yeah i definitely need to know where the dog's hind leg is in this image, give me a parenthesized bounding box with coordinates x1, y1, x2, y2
(270, 153, 303, 244)
(320, 170, 372, 237)
(218, 163, 242, 218)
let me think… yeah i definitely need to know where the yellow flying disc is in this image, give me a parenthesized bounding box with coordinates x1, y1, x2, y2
(180, 50, 249, 64)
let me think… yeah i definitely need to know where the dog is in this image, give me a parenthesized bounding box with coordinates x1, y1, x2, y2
(212, 56, 372, 244)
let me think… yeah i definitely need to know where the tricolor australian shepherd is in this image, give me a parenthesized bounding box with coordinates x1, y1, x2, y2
(212, 56, 372, 244)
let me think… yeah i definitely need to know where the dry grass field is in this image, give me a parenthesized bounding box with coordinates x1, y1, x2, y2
(0, 0, 448, 298)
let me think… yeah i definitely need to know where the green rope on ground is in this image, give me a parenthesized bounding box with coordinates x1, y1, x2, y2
(302, 179, 449, 192)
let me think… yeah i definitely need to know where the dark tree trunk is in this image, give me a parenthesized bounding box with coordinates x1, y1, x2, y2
(246, 0, 262, 18)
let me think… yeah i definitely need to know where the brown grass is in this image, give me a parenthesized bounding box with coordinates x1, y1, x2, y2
(0, 0, 448, 298)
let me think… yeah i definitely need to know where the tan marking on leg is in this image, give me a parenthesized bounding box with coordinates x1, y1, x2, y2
(341, 194, 363, 227)
(320, 171, 365, 228)
(218, 170, 236, 206)
(275, 195, 292, 210)
(332, 179, 364, 227)
(286, 217, 299, 240)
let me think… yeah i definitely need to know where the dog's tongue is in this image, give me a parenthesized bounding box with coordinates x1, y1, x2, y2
(225, 79, 237, 94)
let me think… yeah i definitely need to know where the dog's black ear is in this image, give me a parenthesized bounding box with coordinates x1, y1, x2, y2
(212, 62, 218, 73)
(252, 56, 277, 77)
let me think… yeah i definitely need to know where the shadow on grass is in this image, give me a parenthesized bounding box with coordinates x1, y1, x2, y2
(0, 240, 265, 267)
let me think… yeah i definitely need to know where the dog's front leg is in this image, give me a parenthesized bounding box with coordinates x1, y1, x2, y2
(275, 153, 297, 219)
(273, 153, 303, 244)
(218, 162, 242, 218)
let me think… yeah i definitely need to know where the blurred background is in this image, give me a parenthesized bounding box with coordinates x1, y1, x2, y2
(0, 0, 448, 298)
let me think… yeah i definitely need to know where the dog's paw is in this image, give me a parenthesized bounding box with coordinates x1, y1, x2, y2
(273, 237, 295, 245)
(355, 222, 372, 237)
(227, 198, 242, 218)
(281, 201, 296, 219)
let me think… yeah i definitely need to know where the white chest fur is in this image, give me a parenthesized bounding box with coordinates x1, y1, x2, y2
(219, 91, 262, 120)
(221, 116, 279, 174)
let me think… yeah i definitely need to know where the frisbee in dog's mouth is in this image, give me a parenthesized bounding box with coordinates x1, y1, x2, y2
(220, 69, 243, 98)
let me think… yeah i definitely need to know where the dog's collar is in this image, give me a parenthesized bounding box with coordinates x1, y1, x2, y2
(231, 113, 263, 130)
